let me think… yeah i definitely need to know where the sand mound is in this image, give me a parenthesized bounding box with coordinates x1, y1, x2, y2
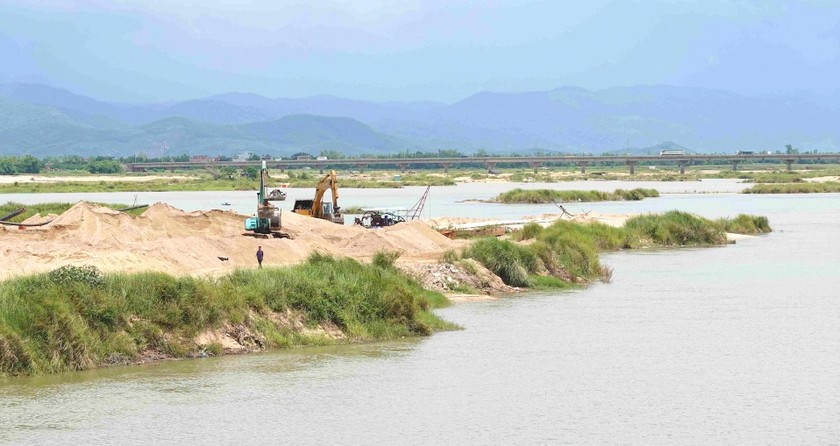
(0, 201, 461, 280)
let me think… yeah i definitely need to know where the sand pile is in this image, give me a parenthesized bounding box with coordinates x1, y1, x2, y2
(0, 201, 461, 280)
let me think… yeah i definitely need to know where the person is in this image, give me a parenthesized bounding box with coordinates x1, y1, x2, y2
(256, 246, 264, 268)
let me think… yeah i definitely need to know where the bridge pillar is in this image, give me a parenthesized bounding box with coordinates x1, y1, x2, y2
(356, 164, 368, 174)
(398, 163, 408, 173)
(731, 161, 740, 171)
(678, 161, 689, 175)
(441, 163, 451, 174)
(530, 161, 542, 174)
(627, 160, 638, 175)
(485, 161, 497, 173)
(316, 164, 325, 174)
(277, 164, 288, 173)
(785, 159, 795, 171)
(578, 161, 589, 174)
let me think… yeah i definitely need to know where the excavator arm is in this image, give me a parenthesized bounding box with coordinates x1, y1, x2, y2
(311, 170, 339, 219)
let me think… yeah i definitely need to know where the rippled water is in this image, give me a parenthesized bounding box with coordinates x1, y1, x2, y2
(2, 184, 839, 444)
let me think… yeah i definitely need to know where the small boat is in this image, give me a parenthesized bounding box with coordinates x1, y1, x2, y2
(221, 202, 231, 206)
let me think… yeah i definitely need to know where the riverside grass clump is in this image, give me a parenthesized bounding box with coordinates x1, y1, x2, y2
(0, 254, 454, 378)
(464, 211, 771, 289)
(743, 182, 840, 194)
(494, 188, 659, 204)
(719, 214, 772, 234)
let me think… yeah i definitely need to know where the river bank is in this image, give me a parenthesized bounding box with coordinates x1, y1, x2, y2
(3, 164, 840, 194)
(0, 200, 770, 378)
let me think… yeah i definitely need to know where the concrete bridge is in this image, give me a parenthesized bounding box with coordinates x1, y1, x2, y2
(126, 153, 840, 175)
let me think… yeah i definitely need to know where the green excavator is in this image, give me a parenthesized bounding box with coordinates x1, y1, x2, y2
(244, 161, 290, 238)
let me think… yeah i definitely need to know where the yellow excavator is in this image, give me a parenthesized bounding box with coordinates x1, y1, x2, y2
(292, 170, 345, 224)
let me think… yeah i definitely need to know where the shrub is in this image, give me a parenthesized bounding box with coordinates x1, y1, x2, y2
(48, 265, 104, 288)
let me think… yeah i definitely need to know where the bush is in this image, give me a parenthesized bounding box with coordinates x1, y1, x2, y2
(48, 265, 104, 288)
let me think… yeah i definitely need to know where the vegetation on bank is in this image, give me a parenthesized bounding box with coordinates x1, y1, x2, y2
(743, 182, 840, 194)
(494, 188, 660, 204)
(455, 211, 771, 289)
(719, 214, 772, 234)
(0, 253, 454, 378)
(0, 171, 455, 194)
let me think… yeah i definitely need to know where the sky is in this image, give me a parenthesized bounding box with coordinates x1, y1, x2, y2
(1, 0, 839, 103)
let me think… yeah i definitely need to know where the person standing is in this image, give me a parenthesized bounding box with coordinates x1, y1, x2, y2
(256, 246, 264, 268)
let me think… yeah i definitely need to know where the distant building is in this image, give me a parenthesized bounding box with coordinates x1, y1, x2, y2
(190, 155, 212, 162)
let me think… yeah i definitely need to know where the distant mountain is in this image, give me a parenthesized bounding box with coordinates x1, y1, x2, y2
(1, 82, 839, 156)
(379, 85, 840, 152)
(0, 97, 408, 157)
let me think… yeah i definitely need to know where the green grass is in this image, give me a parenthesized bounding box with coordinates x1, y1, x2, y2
(464, 211, 770, 290)
(743, 182, 840, 194)
(495, 188, 660, 204)
(0, 254, 455, 378)
(624, 211, 727, 246)
(0, 201, 145, 222)
(0, 172, 459, 194)
(719, 214, 772, 234)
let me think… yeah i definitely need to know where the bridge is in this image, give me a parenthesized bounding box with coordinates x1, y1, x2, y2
(126, 153, 840, 175)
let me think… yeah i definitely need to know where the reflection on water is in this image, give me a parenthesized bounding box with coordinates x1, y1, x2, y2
(2, 185, 839, 444)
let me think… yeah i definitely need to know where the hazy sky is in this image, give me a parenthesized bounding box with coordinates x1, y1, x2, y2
(1, 0, 838, 102)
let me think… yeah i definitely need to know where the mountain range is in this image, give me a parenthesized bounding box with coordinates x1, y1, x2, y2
(1, 82, 837, 157)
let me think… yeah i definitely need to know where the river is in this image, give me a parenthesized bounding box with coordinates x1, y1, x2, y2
(1, 182, 838, 444)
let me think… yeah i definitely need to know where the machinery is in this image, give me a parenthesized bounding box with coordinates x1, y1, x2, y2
(244, 161, 289, 238)
(292, 170, 345, 225)
(354, 210, 405, 228)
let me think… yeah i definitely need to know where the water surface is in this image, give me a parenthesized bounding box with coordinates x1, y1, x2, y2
(1, 185, 838, 444)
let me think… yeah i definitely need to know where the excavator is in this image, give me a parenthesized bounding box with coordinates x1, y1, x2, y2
(243, 161, 290, 238)
(292, 169, 345, 225)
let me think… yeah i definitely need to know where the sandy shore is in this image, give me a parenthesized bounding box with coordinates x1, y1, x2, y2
(0, 202, 467, 280)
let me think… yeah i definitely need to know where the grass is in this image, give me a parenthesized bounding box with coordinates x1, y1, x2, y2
(463, 211, 771, 289)
(0, 253, 455, 378)
(623, 212, 727, 246)
(495, 188, 660, 204)
(0, 173, 461, 193)
(719, 214, 772, 234)
(743, 182, 840, 194)
(0, 201, 145, 222)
